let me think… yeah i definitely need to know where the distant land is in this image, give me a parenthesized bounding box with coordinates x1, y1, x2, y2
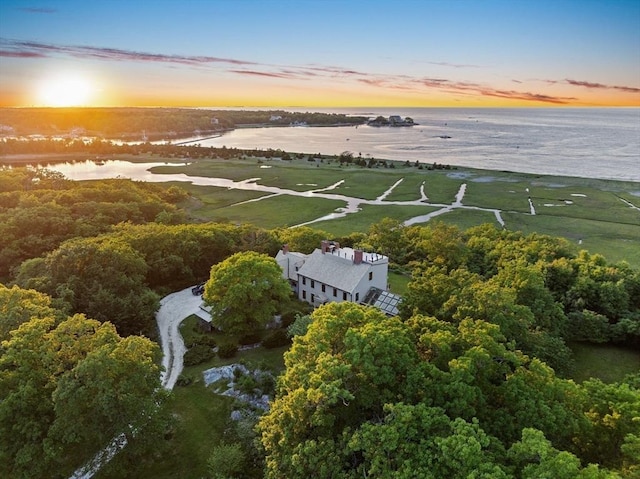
(0, 107, 368, 141)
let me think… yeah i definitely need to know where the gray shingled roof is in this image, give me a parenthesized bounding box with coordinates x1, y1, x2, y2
(297, 249, 370, 293)
(275, 250, 307, 281)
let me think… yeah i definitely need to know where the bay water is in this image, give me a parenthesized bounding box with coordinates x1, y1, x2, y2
(185, 107, 639, 182)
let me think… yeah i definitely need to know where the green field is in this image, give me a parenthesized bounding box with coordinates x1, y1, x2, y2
(569, 342, 640, 383)
(149, 156, 640, 268)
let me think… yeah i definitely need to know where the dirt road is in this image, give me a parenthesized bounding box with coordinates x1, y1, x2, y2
(156, 286, 204, 390)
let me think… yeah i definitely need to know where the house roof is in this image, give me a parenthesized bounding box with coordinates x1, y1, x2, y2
(275, 250, 307, 280)
(297, 248, 372, 293)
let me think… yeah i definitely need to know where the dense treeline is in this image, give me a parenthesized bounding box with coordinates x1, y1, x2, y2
(360, 219, 640, 373)
(0, 167, 187, 283)
(259, 302, 639, 478)
(0, 284, 169, 479)
(14, 222, 282, 336)
(0, 137, 321, 161)
(0, 108, 366, 138)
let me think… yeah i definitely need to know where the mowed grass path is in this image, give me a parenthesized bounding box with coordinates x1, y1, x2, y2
(150, 156, 640, 268)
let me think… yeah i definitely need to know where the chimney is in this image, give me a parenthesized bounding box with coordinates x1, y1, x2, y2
(353, 249, 363, 265)
(321, 240, 329, 254)
(282, 244, 289, 255)
(333, 241, 340, 250)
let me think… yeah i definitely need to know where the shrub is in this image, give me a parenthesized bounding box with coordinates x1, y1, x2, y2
(183, 344, 216, 366)
(207, 442, 245, 479)
(287, 314, 312, 338)
(262, 329, 290, 349)
(218, 342, 238, 359)
(236, 374, 259, 395)
(197, 335, 218, 348)
(239, 332, 261, 345)
(256, 372, 276, 396)
(279, 311, 297, 328)
(176, 374, 193, 387)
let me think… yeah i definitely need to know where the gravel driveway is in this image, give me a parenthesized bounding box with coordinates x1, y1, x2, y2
(156, 286, 205, 390)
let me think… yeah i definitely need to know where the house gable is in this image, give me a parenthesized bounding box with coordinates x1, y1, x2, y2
(276, 241, 392, 311)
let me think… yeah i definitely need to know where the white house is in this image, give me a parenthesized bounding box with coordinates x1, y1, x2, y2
(275, 240, 400, 315)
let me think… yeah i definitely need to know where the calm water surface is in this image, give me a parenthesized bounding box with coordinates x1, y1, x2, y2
(180, 107, 639, 181)
(41, 108, 640, 182)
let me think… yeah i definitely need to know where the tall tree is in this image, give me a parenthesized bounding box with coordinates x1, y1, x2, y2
(0, 284, 63, 341)
(15, 237, 159, 336)
(203, 251, 290, 335)
(0, 314, 167, 479)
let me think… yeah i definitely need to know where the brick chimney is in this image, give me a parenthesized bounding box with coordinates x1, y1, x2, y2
(321, 240, 329, 254)
(282, 244, 289, 255)
(353, 249, 363, 265)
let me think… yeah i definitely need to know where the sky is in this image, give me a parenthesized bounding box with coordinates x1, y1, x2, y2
(0, 0, 639, 108)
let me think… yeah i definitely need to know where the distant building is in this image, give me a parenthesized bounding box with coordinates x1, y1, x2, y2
(275, 240, 400, 316)
(270, 115, 283, 121)
(367, 115, 416, 127)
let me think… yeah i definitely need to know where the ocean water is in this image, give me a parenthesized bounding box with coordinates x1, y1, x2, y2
(188, 107, 639, 181)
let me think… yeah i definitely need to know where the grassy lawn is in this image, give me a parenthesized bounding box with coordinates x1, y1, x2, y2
(569, 342, 640, 383)
(211, 194, 345, 228)
(383, 175, 427, 201)
(502, 212, 640, 267)
(148, 156, 639, 269)
(464, 178, 532, 213)
(432, 208, 503, 231)
(314, 204, 440, 236)
(419, 171, 468, 204)
(388, 271, 411, 296)
(102, 315, 290, 479)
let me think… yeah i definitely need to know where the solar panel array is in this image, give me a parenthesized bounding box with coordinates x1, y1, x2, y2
(361, 287, 401, 316)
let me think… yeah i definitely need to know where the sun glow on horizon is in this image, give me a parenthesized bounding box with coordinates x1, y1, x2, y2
(36, 73, 97, 107)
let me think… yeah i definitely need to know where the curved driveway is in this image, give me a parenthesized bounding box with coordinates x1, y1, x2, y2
(156, 287, 204, 390)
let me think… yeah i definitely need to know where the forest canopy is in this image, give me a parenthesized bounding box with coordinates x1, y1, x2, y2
(259, 302, 639, 478)
(0, 165, 638, 477)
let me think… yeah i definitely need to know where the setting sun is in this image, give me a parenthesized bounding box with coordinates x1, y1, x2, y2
(36, 73, 95, 107)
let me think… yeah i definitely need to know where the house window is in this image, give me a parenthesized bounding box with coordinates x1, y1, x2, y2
(369, 271, 373, 281)
(311, 280, 315, 288)
(311, 294, 315, 303)
(321, 284, 326, 293)
(355, 292, 360, 302)
(343, 292, 347, 301)
(302, 290, 307, 300)
(333, 288, 337, 297)
(302, 277, 306, 285)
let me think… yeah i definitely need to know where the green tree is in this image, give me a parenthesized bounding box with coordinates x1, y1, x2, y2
(203, 251, 290, 335)
(0, 284, 63, 341)
(259, 302, 425, 479)
(0, 314, 167, 479)
(275, 226, 329, 254)
(362, 217, 408, 265)
(507, 428, 617, 479)
(15, 237, 159, 336)
(207, 442, 246, 479)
